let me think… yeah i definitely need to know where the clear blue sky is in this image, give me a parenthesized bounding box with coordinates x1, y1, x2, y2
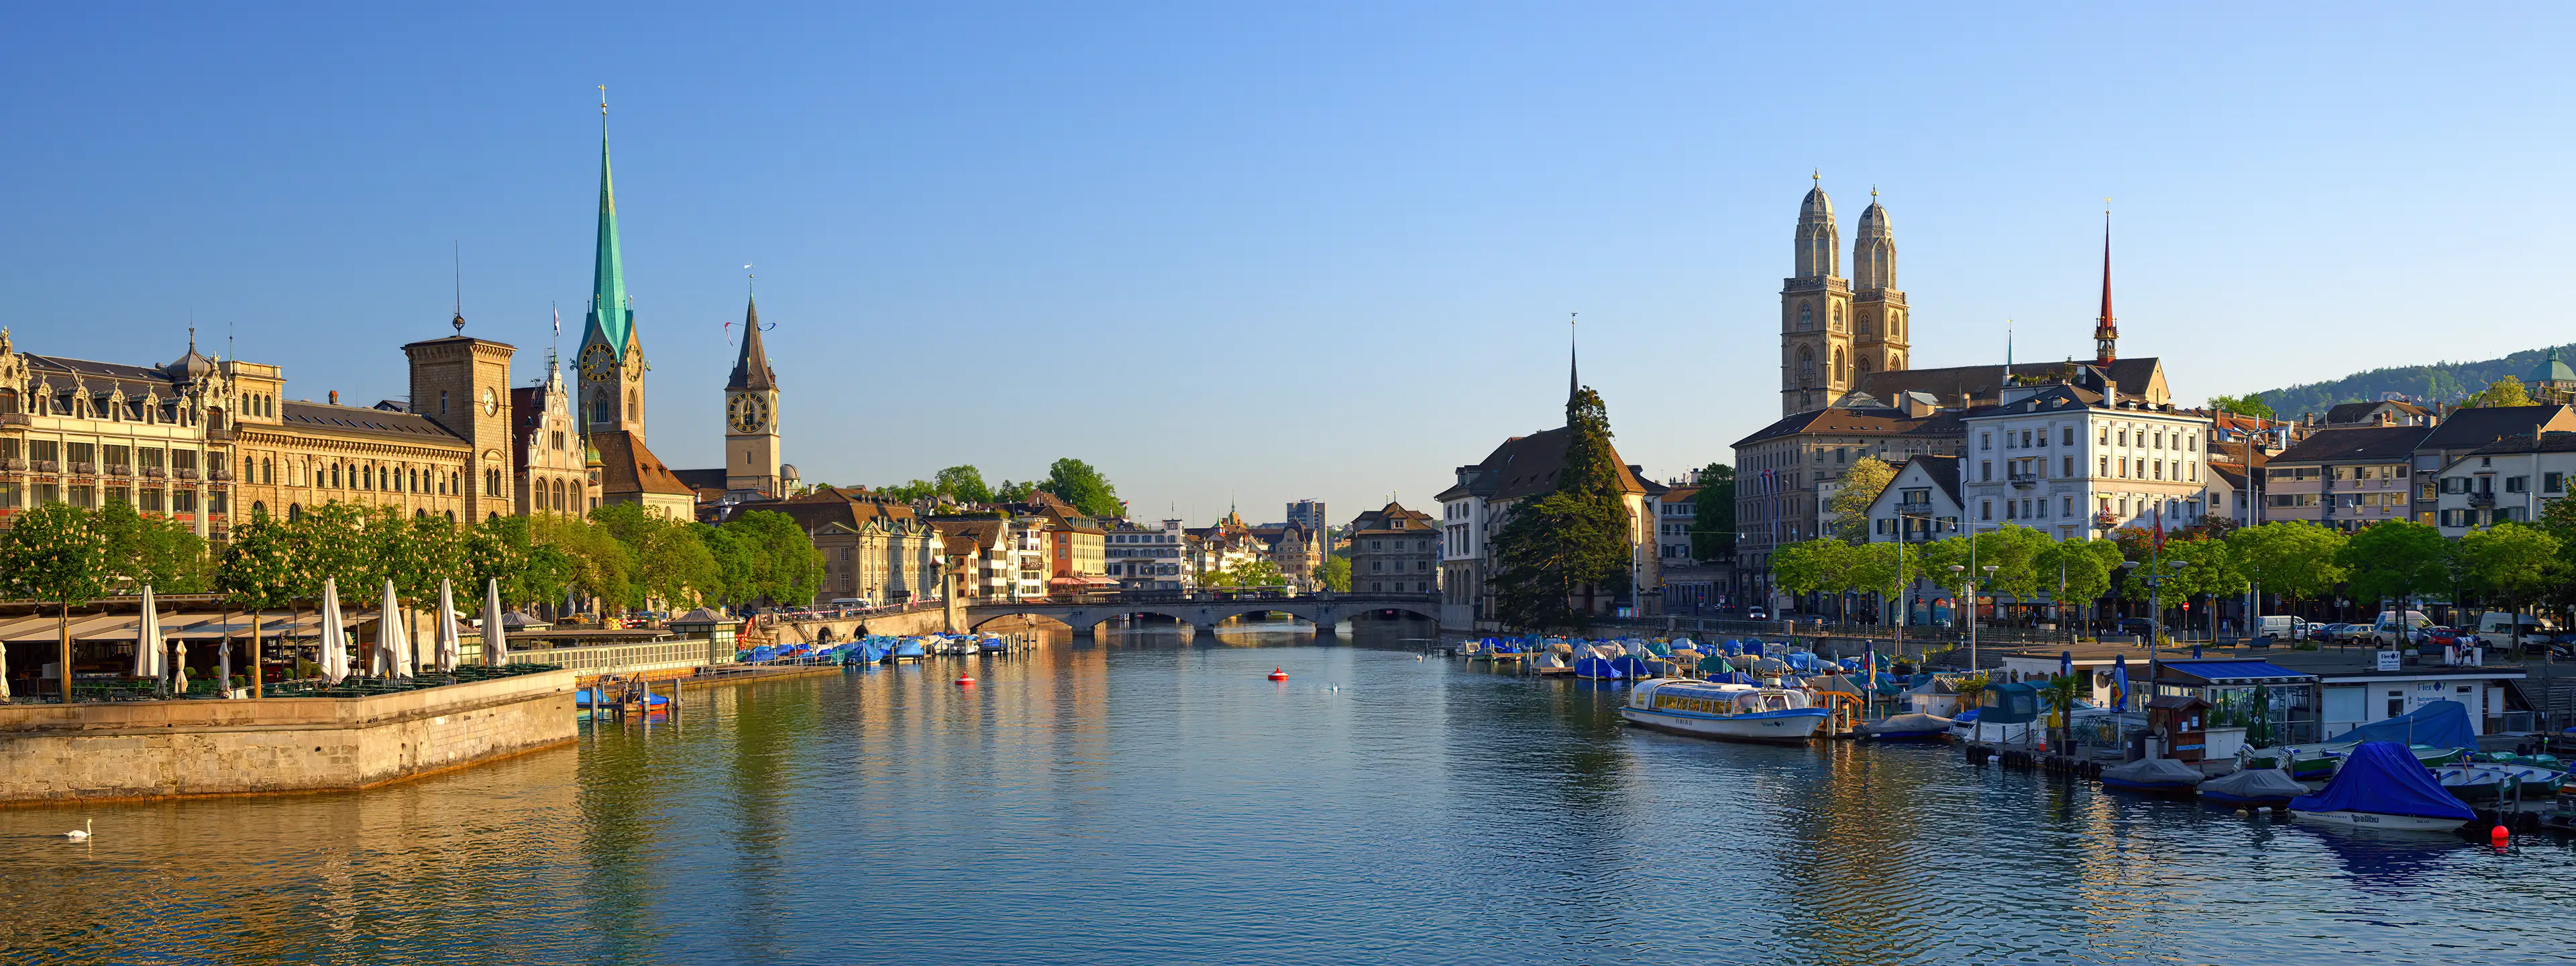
(5, 5, 2570, 525)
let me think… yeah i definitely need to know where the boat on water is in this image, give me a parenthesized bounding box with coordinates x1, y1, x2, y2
(2100, 757, 2205, 794)
(2198, 767, 2310, 807)
(2290, 741, 2475, 833)
(1857, 712, 1955, 741)
(1618, 680, 1829, 744)
(2434, 763, 2564, 800)
(890, 639, 927, 663)
(1573, 655, 1623, 680)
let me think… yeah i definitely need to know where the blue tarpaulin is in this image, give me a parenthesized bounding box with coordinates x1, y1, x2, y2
(2156, 659, 2316, 684)
(2289, 741, 2473, 820)
(2328, 700, 2478, 749)
(1574, 657, 1623, 680)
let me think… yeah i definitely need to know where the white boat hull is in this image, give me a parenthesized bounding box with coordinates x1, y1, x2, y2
(1619, 706, 1827, 745)
(2290, 809, 2469, 833)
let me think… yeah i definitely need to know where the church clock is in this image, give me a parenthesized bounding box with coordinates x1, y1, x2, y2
(579, 343, 617, 382)
(728, 393, 770, 433)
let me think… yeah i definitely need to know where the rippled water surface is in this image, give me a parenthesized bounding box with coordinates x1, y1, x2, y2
(7, 619, 2576, 965)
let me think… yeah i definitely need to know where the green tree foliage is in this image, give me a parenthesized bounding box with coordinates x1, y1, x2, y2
(994, 479, 1037, 502)
(2333, 521, 2446, 614)
(879, 480, 937, 502)
(1488, 387, 1633, 630)
(1770, 538, 1849, 599)
(2206, 394, 2276, 419)
(722, 510, 825, 606)
(2455, 523, 2564, 649)
(2033, 537, 2123, 616)
(2534, 497, 2576, 608)
(2466, 376, 2536, 409)
(96, 500, 211, 592)
(934, 465, 994, 505)
(1826, 456, 1896, 545)
(1216, 558, 1286, 588)
(2249, 343, 2575, 417)
(1690, 463, 1735, 559)
(2229, 520, 2352, 608)
(0, 502, 113, 698)
(1314, 555, 1352, 592)
(1038, 458, 1124, 519)
(532, 514, 631, 611)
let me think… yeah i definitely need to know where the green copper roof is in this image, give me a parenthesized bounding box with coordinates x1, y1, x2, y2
(584, 118, 634, 356)
(2531, 347, 2574, 386)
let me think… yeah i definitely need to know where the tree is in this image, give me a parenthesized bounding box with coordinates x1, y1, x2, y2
(2034, 537, 2123, 626)
(723, 510, 825, 606)
(2334, 521, 2446, 633)
(1038, 459, 1123, 519)
(1487, 386, 1635, 629)
(1840, 540, 1918, 623)
(994, 479, 1037, 502)
(2207, 394, 2276, 419)
(1315, 555, 1352, 592)
(1690, 464, 1735, 559)
(2222, 520, 2349, 619)
(97, 500, 211, 593)
(533, 514, 630, 614)
(0, 503, 111, 700)
(879, 480, 937, 503)
(2455, 523, 2564, 654)
(215, 513, 303, 696)
(1826, 456, 1896, 544)
(934, 465, 994, 505)
(2535, 496, 2576, 609)
(1769, 538, 1851, 611)
(2467, 376, 2536, 409)
(1228, 558, 1286, 588)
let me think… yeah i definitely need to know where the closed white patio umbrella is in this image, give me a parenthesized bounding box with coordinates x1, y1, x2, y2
(482, 579, 508, 667)
(434, 579, 462, 672)
(379, 579, 411, 678)
(319, 578, 350, 685)
(133, 585, 166, 685)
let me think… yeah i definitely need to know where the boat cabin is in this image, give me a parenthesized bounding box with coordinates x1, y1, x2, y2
(2145, 694, 2210, 762)
(1636, 683, 1809, 716)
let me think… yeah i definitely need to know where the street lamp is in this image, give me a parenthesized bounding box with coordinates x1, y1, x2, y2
(1948, 563, 1972, 672)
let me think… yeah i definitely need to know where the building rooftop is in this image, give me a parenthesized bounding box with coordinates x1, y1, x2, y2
(2267, 425, 2434, 465)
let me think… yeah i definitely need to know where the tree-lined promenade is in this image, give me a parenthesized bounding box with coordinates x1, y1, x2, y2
(1770, 459, 2576, 643)
(0, 500, 822, 700)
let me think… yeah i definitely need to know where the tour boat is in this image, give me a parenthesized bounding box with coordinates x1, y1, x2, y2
(1619, 680, 1829, 744)
(2290, 741, 2475, 833)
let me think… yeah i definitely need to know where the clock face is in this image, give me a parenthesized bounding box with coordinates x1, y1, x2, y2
(580, 343, 616, 382)
(480, 388, 500, 416)
(729, 393, 770, 433)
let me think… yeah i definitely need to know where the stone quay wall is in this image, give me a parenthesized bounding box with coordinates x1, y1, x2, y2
(0, 669, 576, 804)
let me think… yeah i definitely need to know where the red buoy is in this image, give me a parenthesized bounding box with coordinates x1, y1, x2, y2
(956, 675, 975, 687)
(1268, 667, 1289, 682)
(2492, 824, 2510, 847)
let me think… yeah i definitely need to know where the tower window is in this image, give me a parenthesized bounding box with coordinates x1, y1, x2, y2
(440, 390, 449, 415)
(1798, 303, 1813, 331)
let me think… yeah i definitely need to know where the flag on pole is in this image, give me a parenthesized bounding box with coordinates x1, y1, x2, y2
(552, 305, 561, 336)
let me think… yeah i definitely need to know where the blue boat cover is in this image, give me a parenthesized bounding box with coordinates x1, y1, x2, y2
(1704, 672, 1757, 685)
(1574, 656, 1623, 679)
(2289, 741, 2472, 820)
(2328, 700, 2477, 749)
(1609, 655, 1654, 678)
(2155, 659, 2316, 684)
(1741, 641, 1765, 657)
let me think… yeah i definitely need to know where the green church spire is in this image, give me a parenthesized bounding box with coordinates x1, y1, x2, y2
(585, 92, 633, 356)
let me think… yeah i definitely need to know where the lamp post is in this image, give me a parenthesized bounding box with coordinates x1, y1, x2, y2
(1980, 564, 1998, 668)
(1948, 563, 1970, 672)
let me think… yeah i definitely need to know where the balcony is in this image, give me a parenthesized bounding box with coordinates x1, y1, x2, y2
(176, 468, 199, 481)
(34, 460, 58, 474)
(107, 464, 132, 477)
(68, 462, 97, 476)
(210, 469, 233, 482)
(0, 458, 20, 472)
(2469, 492, 2497, 508)
(143, 466, 166, 478)
(0, 413, 25, 427)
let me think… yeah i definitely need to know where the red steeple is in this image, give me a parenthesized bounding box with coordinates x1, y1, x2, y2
(2092, 209, 2116, 367)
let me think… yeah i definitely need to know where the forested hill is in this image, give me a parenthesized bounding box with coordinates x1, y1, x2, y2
(2249, 343, 2576, 419)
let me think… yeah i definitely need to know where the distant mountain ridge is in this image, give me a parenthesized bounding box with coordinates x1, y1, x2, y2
(2249, 343, 2576, 419)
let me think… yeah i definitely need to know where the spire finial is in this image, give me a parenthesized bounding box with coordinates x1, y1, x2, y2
(599, 85, 608, 117)
(1871, 184, 1878, 199)
(1567, 312, 1580, 409)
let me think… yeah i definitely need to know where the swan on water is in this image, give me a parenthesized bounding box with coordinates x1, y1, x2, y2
(62, 819, 91, 841)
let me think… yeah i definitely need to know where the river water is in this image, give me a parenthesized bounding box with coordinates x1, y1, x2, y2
(5, 618, 2575, 965)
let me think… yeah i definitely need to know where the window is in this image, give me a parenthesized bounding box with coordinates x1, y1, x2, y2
(1980, 500, 1992, 521)
(2100, 456, 2110, 476)
(2098, 426, 2109, 445)
(2061, 495, 2074, 517)
(1981, 462, 1992, 482)
(2062, 456, 2075, 478)
(2547, 472, 2565, 494)
(1980, 433, 1991, 451)
(2506, 476, 2529, 494)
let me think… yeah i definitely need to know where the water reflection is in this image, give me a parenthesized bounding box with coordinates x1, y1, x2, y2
(1, 616, 2569, 965)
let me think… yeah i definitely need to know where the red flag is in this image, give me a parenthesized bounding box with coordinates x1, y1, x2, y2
(2153, 504, 2165, 551)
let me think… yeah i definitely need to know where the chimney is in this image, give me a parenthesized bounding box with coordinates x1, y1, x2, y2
(328, 390, 338, 406)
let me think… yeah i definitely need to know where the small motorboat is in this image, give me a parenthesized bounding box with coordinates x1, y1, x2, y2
(2100, 757, 2205, 795)
(890, 640, 927, 663)
(2291, 741, 2475, 833)
(1856, 712, 1956, 742)
(2432, 764, 2522, 802)
(1618, 680, 1829, 745)
(2198, 767, 2310, 808)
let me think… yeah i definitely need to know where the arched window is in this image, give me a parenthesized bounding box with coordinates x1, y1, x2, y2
(1797, 347, 1816, 385)
(445, 510, 455, 523)
(1831, 305, 1842, 331)
(1857, 313, 1872, 337)
(1833, 347, 1847, 382)
(627, 390, 637, 421)
(250, 501, 267, 521)
(1856, 356, 1874, 376)
(287, 503, 303, 521)
(1797, 303, 1813, 331)
(592, 392, 611, 424)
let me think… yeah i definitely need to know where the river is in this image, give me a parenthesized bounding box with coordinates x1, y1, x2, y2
(3, 617, 2573, 965)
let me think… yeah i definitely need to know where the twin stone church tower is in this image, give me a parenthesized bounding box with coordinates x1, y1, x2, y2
(572, 105, 785, 515)
(1779, 175, 1910, 416)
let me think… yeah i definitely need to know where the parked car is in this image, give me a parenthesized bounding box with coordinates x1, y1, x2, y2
(1744, 606, 1769, 621)
(2472, 611, 2557, 649)
(2369, 610, 2436, 647)
(2252, 614, 2308, 643)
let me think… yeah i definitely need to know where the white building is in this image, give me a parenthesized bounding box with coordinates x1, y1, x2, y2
(1863, 455, 1966, 543)
(1956, 368, 2214, 541)
(2433, 430, 2576, 535)
(1105, 518, 1191, 591)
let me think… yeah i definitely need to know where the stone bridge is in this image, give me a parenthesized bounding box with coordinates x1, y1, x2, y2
(966, 592, 1442, 635)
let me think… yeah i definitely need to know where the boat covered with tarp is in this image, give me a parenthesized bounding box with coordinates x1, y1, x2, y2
(2328, 700, 2478, 750)
(2290, 741, 2475, 833)
(2100, 757, 2204, 794)
(2198, 767, 2309, 806)
(1574, 655, 1623, 680)
(1858, 712, 1955, 741)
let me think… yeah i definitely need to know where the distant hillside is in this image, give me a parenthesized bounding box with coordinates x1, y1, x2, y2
(2248, 343, 2576, 419)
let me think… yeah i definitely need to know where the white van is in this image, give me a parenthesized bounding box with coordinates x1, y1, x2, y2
(2252, 614, 2306, 643)
(2473, 611, 2555, 647)
(2369, 610, 2434, 646)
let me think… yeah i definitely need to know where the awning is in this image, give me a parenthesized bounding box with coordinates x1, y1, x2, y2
(2153, 659, 2316, 686)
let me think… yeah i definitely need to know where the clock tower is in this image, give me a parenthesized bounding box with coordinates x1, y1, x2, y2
(576, 101, 648, 442)
(724, 291, 782, 496)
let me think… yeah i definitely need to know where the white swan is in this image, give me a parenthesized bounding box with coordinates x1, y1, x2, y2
(62, 818, 91, 841)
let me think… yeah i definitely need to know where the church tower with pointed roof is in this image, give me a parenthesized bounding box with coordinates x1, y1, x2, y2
(1782, 174, 1855, 415)
(724, 289, 782, 496)
(574, 98, 649, 441)
(1850, 188, 1908, 382)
